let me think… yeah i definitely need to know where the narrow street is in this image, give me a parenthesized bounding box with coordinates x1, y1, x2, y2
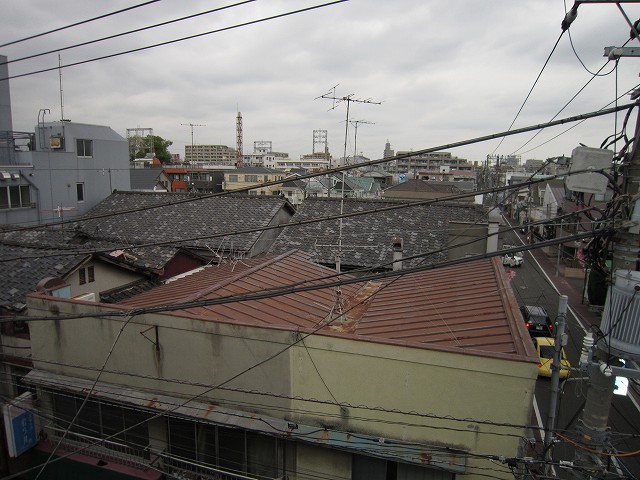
(503, 219, 640, 478)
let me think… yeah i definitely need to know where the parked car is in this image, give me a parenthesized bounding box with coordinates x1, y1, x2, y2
(502, 253, 524, 267)
(533, 336, 571, 378)
(519, 305, 554, 336)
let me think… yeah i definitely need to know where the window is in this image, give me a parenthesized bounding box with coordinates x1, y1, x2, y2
(0, 187, 8, 209)
(9, 186, 20, 206)
(168, 418, 197, 461)
(164, 422, 281, 477)
(76, 139, 93, 157)
(228, 175, 238, 182)
(2, 185, 33, 209)
(245, 175, 259, 182)
(76, 183, 85, 202)
(51, 392, 151, 459)
(20, 185, 30, 205)
(78, 266, 95, 285)
(352, 454, 453, 480)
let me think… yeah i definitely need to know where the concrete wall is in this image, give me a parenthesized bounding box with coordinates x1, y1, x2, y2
(289, 333, 535, 478)
(295, 443, 351, 480)
(447, 222, 489, 259)
(0, 55, 12, 133)
(64, 260, 146, 301)
(5, 122, 130, 226)
(27, 297, 294, 415)
(26, 295, 536, 480)
(251, 204, 293, 256)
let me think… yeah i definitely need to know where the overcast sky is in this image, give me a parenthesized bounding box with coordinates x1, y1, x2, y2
(2, 1, 640, 165)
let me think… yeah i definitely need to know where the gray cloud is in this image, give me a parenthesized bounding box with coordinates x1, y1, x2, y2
(2, 0, 640, 165)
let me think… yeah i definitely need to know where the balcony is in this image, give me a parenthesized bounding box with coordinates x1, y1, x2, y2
(0, 131, 36, 165)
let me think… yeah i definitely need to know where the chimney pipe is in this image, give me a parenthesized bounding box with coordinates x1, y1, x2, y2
(392, 237, 403, 271)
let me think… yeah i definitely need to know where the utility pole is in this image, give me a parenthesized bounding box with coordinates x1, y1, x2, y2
(569, 4, 640, 476)
(181, 122, 205, 162)
(545, 295, 568, 474)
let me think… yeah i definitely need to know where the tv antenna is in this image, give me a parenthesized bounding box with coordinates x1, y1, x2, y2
(181, 122, 206, 160)
(349, 119, 374, 163)
(315, 87, 380, 279)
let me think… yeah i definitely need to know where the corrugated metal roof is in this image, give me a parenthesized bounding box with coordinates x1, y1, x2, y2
(121, 250, 534, 360)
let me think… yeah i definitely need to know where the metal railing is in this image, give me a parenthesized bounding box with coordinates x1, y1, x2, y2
(46, 427, 149, 468)
(161, 454, 276, 480)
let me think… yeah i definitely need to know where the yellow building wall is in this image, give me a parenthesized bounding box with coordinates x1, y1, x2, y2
(27, 296, 536, 480)
(289, 334, 536, 480)
(295, 443, 351, 480)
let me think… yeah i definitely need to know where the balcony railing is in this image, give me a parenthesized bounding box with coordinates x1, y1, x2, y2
(161, 453, 282, 480)
(46, 427, 149, 468)
(46, 427, 282, 480)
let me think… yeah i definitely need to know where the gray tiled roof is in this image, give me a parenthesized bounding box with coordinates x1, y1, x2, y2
(269, 197, 487, 270)
(75, 191, 294, 254)
(0, 244, 86, 310)
(0, 227, 77, 246)
(130, 169, 163, 190)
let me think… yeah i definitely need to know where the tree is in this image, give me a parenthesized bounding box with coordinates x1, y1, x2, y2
(129, 134, 173, 164)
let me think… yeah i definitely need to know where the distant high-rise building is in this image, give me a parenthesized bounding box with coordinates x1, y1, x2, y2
(383, 140, 394, 159)
(184, 144, 237, 165)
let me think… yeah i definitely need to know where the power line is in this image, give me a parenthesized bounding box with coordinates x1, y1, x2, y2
(490, 30, 566, 155)
(10, 225, 614, 325)
(0, 168, 612, 265)
(0, 1, 257, 68)
(1, 101, 633, 237)
(3, 230, 618, 479)
(518, 82, 640, 156)
(14, 202, 586, 476)
(13, 363, 532, 439)
(0, 1, 349, 82)
(510, 53, 624, 156)
(0, 0, 162, 49)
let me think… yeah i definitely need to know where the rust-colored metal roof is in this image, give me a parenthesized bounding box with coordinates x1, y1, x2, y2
(121, 250, 535, 359)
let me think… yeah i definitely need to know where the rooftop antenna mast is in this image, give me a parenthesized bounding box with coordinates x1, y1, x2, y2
(181, 122, 205, 161)
(57, 53, 68, 140)
(350, 119, 374, 163)
(315, 87, 381, 277)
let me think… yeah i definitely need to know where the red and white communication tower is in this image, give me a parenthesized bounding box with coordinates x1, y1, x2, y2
(236, 111, 243, 169)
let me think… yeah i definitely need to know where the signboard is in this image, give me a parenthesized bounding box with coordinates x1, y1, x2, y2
(3, 392, 38, 457)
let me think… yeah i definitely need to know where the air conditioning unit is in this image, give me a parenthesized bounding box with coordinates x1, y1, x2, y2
(49, 136, 63, 149)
